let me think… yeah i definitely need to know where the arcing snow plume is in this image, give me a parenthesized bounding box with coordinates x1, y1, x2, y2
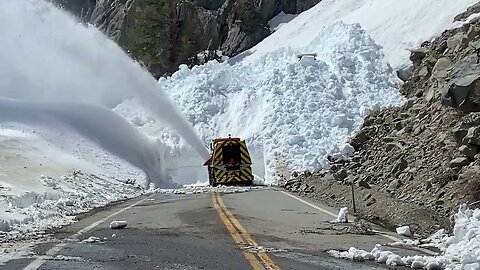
(0, 0, 209, 185)
(0, 98, 171, 187)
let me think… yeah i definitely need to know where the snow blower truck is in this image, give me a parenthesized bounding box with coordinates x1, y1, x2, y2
(203, 135, 254, 187)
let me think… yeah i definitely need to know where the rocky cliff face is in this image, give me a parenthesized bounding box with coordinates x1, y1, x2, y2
(53, 0, 321, 77)
(284, 8, 480, 236)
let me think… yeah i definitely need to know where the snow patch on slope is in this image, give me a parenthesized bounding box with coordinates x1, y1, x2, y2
(242, 0, 479, 68)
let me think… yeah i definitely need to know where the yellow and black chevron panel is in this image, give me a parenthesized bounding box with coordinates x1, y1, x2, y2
(212, 146, 223, 166)
(239, 141, 252, 164)
(212, 167, 253, 185)
(211, 140, 252, 166)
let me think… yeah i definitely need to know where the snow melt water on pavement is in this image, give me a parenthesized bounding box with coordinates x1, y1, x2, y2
(328, 205, 480, 270)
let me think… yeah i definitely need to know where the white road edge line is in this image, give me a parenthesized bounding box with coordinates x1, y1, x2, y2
(23, 193, 156, 270)
(279, 190, 337, 218)
(279, 190, 438, 256)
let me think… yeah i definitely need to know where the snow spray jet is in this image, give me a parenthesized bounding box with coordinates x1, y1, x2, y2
(0, 98, 173, 187)
(0, 0, 210, 183)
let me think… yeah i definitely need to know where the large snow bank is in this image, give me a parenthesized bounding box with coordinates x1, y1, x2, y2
(328, 205, 480, 270)
(119, 0, 479, 185)
(149, 22, 404, 184)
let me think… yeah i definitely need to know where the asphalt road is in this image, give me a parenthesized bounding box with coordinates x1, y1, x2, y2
(2, 188, 428, 270)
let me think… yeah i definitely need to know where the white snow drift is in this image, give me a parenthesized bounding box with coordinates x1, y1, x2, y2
(121, 0, 479, 185)
(329, 205, 480, 270)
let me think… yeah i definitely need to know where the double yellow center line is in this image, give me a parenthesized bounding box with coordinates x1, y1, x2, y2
(212, 192, 280, 270)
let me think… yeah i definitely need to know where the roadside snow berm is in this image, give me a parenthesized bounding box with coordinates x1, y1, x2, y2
(203, 135, 253, 187)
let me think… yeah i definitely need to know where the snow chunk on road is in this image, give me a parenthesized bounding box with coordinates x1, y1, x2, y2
(110, 221, 128, 229)
(331, 207, 349, 223)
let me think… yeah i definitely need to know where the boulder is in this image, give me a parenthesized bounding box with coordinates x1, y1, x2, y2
(358, 178, 371, 189)
(446, 33, 463, 50)
(431, 57, 452, 81)
(455, 2, 480, 22)
(387, 179, 402, 191)
(366, 197, 376, 206)
(466, 25, 479, 40)
(462, 126, 480, 146)
(336, 169, 348, 181)
(450, 157, 471, 168)
(392, 158, 408, 175)
(418, 66, 429, 78)
(409, 48, 429, 63)
(397, 65, 414, 82)
(459, 145, 478, 158)
(424, 180, 433, 191)
(452, 127, 469, 145)
(351, 130, 369, 145)
(441, 54, 480, 112)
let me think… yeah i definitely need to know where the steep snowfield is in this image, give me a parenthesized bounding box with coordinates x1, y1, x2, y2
(242, 0, 479, 68)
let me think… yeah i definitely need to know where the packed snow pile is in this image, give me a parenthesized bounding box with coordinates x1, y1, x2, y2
(153, 22, 403, 184)
(157, 184, 263, 195)
(331, 207, 349, 223)
(328, 205, 480, 270)
(117, 0, 480, 185)
(0, 123, 145, 239)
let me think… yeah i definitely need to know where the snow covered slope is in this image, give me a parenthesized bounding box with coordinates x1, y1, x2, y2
(241, 0, 479, 68)
(138, 0, 478, 185)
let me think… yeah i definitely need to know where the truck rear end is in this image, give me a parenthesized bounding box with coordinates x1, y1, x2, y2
(204, 136, 253, 187)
